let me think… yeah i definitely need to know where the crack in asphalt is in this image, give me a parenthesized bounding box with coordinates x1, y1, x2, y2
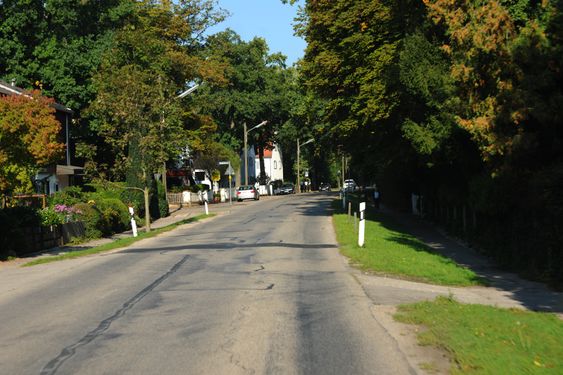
(39, 255, 190, 375)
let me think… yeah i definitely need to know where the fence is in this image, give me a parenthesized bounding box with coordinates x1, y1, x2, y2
(15, 222, 86, 256)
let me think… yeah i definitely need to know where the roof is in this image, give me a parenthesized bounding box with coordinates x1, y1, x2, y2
(254, 143, 277, 159)
(0, 80, 73, 114)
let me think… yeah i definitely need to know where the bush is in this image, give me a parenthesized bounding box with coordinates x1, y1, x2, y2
(48, 186, 85, 207)
(39, 204, 82, 226)
(95, 198, 130, 236)
(73, 203, 102, 239)
(120, 189, 144, 218)
(187, 184, 206, 193)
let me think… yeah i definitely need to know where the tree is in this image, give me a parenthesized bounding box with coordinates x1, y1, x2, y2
(198, 30, 294, 183)
(0, 91, 64, 197)
(87, 0, 225, 229)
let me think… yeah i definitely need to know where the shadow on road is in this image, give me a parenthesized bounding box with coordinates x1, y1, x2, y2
(121, 242, 339, 254)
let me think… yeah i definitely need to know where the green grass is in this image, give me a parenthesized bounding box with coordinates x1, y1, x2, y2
(395, 296, 563, 374)
(333, 204, 484, 286)
(22, 214, 214, 266)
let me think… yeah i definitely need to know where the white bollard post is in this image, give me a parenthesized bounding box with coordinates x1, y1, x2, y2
(128, 206, 138, 237)
(354, 212, 357, 232)
(204, 200, 209, 215)
(358, 202, 366, 247)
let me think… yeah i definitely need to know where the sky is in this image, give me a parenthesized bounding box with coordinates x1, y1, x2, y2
(207, 0, 306, 66)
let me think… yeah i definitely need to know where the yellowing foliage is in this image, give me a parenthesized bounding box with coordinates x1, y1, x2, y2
(0, 90, 64, 194)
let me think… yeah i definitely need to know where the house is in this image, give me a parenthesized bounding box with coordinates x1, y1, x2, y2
(0, 79, 82, 194)
(240, 142, 284, 185)
(255, 143, 284, 183)
(240, 145, 257, 184)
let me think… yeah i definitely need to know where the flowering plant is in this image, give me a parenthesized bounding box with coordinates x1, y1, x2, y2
(39, 205, 82, 226)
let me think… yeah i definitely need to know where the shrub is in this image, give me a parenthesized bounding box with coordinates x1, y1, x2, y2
(73, 203, 102, 239)
(95, 198, 130, 236)
(39, 204, 83, 226)
(48, 186, 85, 207)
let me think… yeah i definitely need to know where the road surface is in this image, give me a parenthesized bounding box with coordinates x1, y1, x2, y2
(0, 194, 415, 374)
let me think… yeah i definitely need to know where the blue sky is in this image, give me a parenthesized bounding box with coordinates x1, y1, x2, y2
(207, 0, 306, 66)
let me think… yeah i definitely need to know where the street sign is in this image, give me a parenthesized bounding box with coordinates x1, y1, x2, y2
(225, 165, 235, 176)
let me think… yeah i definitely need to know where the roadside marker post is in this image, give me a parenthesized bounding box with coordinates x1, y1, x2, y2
(358, 202, 366, 247)
(204, 200, 209, 215)
(354, 212, 357, 232)
(128, 206, 138, 237)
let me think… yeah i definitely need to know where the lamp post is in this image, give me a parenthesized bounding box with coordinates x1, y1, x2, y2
(243, 120, 268, 185)
(156, 83, 201, 199)
(296, 138, 314, 193)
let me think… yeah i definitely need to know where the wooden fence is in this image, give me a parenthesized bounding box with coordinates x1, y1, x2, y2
(17, 222, 86, 256)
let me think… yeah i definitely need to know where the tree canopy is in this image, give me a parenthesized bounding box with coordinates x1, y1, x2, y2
(0, 91, 64, 195)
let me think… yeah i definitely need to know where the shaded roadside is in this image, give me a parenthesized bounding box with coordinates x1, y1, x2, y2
(357, 204, 563, 315)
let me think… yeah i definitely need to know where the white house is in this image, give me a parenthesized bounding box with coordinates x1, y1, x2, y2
(255, 143, 284, 182)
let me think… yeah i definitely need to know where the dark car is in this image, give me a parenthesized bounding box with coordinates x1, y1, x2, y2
(319, 182, 331, 191)
(274, 183, 295, 195)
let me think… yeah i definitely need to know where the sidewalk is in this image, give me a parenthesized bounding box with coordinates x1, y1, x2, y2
(354, 205, 563, 316)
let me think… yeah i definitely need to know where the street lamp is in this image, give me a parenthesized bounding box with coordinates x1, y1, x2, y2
(243, 120, 268, 185)
(296, 138, 314, 193)
(176, 83, 200, 99)
(156, 83, 202, 200)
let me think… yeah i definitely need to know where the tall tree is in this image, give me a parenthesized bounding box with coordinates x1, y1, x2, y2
(87, 0, 225, 226)
(199, 30, 293, 183)
(0, 91, 65, 196)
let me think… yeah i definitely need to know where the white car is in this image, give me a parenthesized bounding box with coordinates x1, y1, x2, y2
(343, 179, 357, 192)
(236, 185, 260, 201)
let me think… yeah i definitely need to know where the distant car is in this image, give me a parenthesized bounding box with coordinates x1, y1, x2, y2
(236, 185, 260, 201)
(343, 179, 357, 192)
(319, 182, 331, 191)
(274, 183, 295, 195)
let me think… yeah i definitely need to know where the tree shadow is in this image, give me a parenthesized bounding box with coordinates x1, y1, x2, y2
(373, 208, 563, 314)
(120, 242, 339, 254)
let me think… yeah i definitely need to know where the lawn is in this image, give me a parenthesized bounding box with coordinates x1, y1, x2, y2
(332, 203, 484, 286)
(23, 213, 214, 266)
(395, 296, 563, 374)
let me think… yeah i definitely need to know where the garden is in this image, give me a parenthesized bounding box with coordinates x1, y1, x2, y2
(0, 182, 168, 260)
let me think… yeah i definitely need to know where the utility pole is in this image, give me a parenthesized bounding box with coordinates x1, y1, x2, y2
(243, 122, 248, 185)
(243, 121, 268, 186)
(296, 138, 300, 193)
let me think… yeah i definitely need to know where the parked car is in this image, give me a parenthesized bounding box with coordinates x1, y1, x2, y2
(274, 183, 295, 195)
(343, 179, 357, 192)
(319, 182, 331, 191)
(236, 185, 260, 201)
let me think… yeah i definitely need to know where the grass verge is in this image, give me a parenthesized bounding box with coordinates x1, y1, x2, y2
(22, 213, 214, 267)
(333, 200, 483, 286)
(395, 296, 563, 374)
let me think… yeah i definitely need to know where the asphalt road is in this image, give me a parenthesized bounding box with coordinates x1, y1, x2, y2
(0, 193, 415, 375)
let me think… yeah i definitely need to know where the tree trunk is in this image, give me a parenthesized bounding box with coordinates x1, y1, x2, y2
(258, 144, 267, 184)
